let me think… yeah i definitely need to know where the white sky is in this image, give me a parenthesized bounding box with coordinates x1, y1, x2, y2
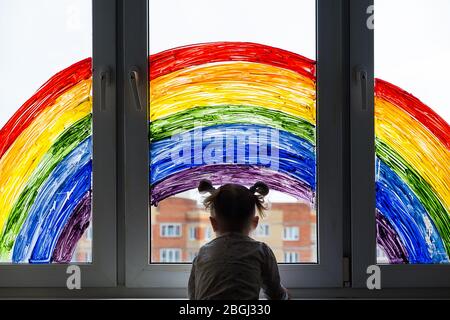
(375, 0, 450, 123)
(149, 0, 316, 57)
(0, 0, 92, 128)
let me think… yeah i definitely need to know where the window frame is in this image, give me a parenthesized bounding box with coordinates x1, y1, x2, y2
(160, 248, 182, 263)
(283, 226, 300, 241)
(350, 0, 450, 288)
(254, 223, 270, 238)
(284, 252, 300, 263)
(160, 224, 182, 238)
(188, 226, 197, 241)
(0, 0, 117, 287)
(124, 0, 345, 289)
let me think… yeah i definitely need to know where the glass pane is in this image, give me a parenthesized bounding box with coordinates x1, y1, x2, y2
(149, 0, 317, 263)
(375, 0, 450, 264)
(0, 0, 92, 263)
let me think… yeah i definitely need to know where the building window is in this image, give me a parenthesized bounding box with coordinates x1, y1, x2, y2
(283, 226, 299, 241)
(160, 248, 181, 262)
(284, 252, 299, 263)
(205, 226, 213, 241)
(253, 224, 270, 237)
(160, 224, 182, 237)
(189, 226, 197, 240)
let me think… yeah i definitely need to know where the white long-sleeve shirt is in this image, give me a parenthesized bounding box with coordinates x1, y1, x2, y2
(188, 232, 288, 300)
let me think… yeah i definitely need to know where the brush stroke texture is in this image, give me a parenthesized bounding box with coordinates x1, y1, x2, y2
(10, 138, 92, 263)
(150, 61, 315, 123)
(0, 59, 92, 158)
(151, 164, 314, 207)
(52, 191, 91, 263)
(0, 115, 92, 256)
(376, 210, 409, 264)
(30, 161, 92, 263)
(149, 42, 316, 81)
(376, 99, 450, 216)
(376, 79, 450, 150)
(0, 85, 91, 233)
(376, 139, 450, 256)
(376, 159, 448, 263)
(150, 124, 315, 188)
(150, 105, 315, 145)
(0, 42, 448, 264)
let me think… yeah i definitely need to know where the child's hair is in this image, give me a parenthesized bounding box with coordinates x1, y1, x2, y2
(198, 179, 269, 232)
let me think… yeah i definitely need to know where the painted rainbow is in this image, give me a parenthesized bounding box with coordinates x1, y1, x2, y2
(1, 42, 449, 264)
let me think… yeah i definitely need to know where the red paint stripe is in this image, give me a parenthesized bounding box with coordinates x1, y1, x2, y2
(0, 58, 92, 159)
(149, 42, 316, 81)
(375, 79, 450, 150)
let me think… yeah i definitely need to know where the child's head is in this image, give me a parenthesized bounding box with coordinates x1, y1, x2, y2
(198, 179, 269, 234)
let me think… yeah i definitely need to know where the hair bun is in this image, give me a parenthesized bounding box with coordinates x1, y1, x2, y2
(250, 182, 269, 196)
(198, 179, 216, 193)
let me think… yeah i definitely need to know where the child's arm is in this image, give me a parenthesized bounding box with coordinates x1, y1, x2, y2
(188, 259, 196, 300)
(261, 244, 289, 300)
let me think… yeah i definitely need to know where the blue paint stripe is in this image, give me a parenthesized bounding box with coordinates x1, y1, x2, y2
(376, 158, 449, 263)
(12, 138, 92, 263)
(29, 161, 92, 263)
(150, 124, 316, 189)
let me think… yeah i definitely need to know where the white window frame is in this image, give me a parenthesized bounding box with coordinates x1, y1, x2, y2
(254, 223, 270, 237)
(284, 252, 299, 263)
(160, 248, 182, 263)
(188, 226, 197, 240)
(160, 223, 182, 238)
(283, 226, 300, 241)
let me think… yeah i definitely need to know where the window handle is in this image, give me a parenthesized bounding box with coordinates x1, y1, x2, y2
(355, 66, 368, 111)
(129, 67, 142, 111)
(99, 69, 110, 111)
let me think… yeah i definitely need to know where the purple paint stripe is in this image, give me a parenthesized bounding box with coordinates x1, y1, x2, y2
(150, 164, 315, 206)
(51, 191, 92, 263)
(376, 210, 409, 264)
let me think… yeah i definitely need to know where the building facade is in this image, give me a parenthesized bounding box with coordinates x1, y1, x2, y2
(150, 197, 317, 263)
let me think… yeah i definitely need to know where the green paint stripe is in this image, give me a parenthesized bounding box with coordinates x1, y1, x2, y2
(150, 105, 316, 145)
(0, 114, 92, 255)
(376, 138, 450, 254)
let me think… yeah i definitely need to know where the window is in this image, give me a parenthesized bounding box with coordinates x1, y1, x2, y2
(160, 249, 182, 263)
(374, 0, 450, 265)
(205, 226, 214, 241)
(160, 224, 181, 237)
(283, 227, 300, 241)
(351, 0, 450, 287)
(284, 252, 299, 263)
(0, 0, 116, 287)
(147, 0, 320, 266)
(126, 0, 344, 288)
(0, 0, 93, 265)
(188, 226, 197, 240)
(253, 224, 270, 237)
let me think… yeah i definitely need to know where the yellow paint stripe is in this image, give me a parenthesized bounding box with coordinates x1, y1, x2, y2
(0, 80, 92, 232)
(150, 61, 316, 123)
(375, 96, 450, 212)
